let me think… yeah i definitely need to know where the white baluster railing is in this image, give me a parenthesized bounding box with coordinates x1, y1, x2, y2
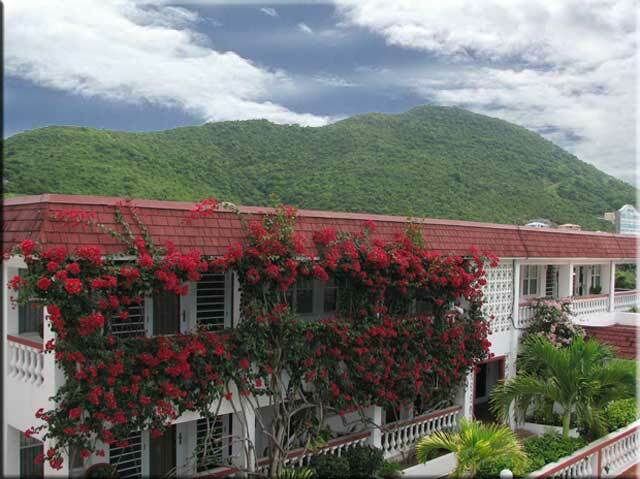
(614, 290, 640, 311)
(571, 294, 609, 317)
(257, 430, 371, 474)
(380, 406, 461, 458)
(517, 304, 535, 328)
(7, 336, 44, 386)
(528, 420, 640, 478)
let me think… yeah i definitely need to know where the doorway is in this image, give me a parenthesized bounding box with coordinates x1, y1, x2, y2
(473, 356, 505, 423)
(150, 425, 176, 477)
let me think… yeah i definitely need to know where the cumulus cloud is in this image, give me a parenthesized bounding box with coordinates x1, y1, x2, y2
(334, 0, 637, 184)
(5, 0, 327, 126)
(260, 7, 278, 17)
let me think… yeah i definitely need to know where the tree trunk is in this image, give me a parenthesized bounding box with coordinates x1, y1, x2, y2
(562, 411, 571, 439)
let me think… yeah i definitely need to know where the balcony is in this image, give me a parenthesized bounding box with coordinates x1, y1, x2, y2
(517, 290, 640, 329)
(7, 334, 45, 386)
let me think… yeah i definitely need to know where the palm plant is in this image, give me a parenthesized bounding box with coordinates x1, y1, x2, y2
(490, 336, 636, 439)
(415, 418, 527, 478)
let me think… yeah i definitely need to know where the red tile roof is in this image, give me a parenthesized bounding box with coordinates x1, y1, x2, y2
(584, 325, 638, 360)
(3, 194, 638, 259)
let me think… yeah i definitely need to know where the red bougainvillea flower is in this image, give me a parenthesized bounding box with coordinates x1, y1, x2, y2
(20, 239, 36, 256)
(37, 277, 52, 291)
(64, 278, 83, 295)
(68, 407, 82, 420)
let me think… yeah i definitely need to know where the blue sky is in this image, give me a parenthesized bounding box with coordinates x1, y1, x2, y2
(5, 0, 637, 185)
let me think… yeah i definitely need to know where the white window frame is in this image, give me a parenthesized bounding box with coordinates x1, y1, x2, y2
(521, 265, 540, 297)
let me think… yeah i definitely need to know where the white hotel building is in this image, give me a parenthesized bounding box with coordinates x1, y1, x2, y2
(2, 194, 638, 478)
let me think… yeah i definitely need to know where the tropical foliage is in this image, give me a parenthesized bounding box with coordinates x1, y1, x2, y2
(602, 399, 639, 433)
(521, 432, 587, 473)
(415, 418, 527, 478)
(4, 106, 634, 230)
(10, 199, 492, 475)
(490, 336, 636, 439)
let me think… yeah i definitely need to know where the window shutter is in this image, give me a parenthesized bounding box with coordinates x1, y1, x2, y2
(110, 302, 146, 338)
(196, 417, 226, 472)
(196, 272, 228, 331)
(109, 432, 143, 479)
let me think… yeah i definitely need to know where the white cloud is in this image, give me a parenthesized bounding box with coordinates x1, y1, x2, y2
(334, 0, 637, 184)
(260, 7, 278, 17)
(297, 22, 313, 34)
(5, 0, 327, 126)
(313, 74, 358, 88)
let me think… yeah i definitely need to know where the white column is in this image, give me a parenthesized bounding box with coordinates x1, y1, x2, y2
(608, 261, 616, 312)
(232, 406, 256, 473)
(507, 260, 521, 429)
(366, 406, 383, 448)
(4, 425, 20, 477)
(512, 260, 521, 325)
(558, 263, 574, 299)
(176, 421, 196, 477)
(232, 273, 242, 327)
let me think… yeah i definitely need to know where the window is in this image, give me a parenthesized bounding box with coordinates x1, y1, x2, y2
(522, 265, 539, 297)
(196, 272, 228, 331)
(153, 290, 181, 335)
(295, 278, 314, 315)
(323, 279, 338, 314)
(196, 416, 231, 472)
(20, 434, 44, 479)
(18, 269, 43, 335)
(287, 278, 338, 319)
(110, 432, 142, 479)
(591, 265, 602, 292)
(110, 300, 146, 338)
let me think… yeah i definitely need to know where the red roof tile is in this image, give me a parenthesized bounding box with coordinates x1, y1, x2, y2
(3, 194, 638, 259)
(584, 325, 638, 360)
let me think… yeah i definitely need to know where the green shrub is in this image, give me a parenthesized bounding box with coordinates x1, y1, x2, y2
(310, 454, 350, 479)
(523, 432, 587, 473)
(603, 398, 638, 432)
(378, 460, 403, 479)
(477, 455, 527, 479)
(342, 445, 384, 478)
(278, 467, 314, 479)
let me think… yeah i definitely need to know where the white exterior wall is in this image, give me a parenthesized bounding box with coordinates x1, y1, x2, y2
(3, 253, 637, 476)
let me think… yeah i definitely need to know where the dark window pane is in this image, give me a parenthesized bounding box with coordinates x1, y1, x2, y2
(323, 286, 337, 313)
(153, 291, 181, 335)
(295, 279, 314, 315)
(416, 299, 433, 315)
(150, 426, 176, 477)
(18, 270, 43, 334)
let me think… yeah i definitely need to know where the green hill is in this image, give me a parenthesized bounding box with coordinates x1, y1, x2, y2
(4, 106, 635, 230)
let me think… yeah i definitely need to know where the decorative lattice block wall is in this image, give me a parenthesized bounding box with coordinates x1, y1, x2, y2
(482, 262, 514, 334)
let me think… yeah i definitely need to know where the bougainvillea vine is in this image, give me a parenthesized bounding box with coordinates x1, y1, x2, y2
(10, 199, 495, 475)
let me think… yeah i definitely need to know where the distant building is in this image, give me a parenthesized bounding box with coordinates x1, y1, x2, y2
(602, 211, 616, 223)
(558, 223, 582, 231)
(525, 218, 554, 228)
(615, 204, 640, 235)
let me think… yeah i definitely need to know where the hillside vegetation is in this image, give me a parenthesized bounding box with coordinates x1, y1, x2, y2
(4, 106, 635, 230)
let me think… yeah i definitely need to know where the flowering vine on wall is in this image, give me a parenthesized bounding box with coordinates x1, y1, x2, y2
(9, 199, 495, 474)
